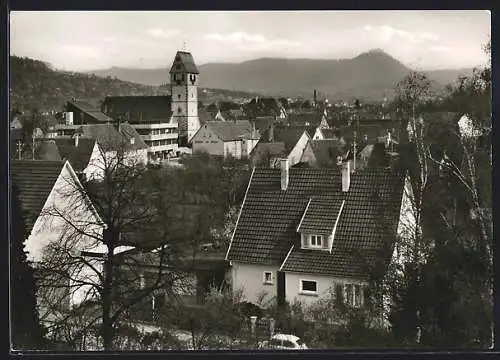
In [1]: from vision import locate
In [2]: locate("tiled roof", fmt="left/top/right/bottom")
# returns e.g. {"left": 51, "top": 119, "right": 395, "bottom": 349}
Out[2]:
{"left": 101, "top": 96, "right": 172, "bottom": 123}
{"left": 229, "top": 165, "right": 405, "bottom": 279}
{"left": 55, "top": 138, "right": 96, "bottom": 172}
{"left": 254, "top": 116, "right": 276, "bottom": 132}
{"left": 226, "top": 168, "right": 342, "bottom": 265}
{"left": 10, "top": 160, "right": 65, "bottom": 233}
{"left": 204, "top": 121, "right": 257, "bottom": 141}
{"left": 77, "top": 123, "right": 148, "bottom": 151}
{"left": 297, "top": 194, "right": 344, "bottom": 233}
{"left": 169, "top": 51, "right": 199, "bottom": 74}
{"left": 280, "top": 248, "right": 371, "bottom": 279}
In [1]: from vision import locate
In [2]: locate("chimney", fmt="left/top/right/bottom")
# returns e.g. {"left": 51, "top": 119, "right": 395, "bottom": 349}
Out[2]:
{"left": 342, "top": 160, "right": 351, "bottom": 192}
{"left": 280, "top": 158, "right": 289, "bottom": 191}
{"left": 74, "top": 133, "right": 79, "bottom": 147}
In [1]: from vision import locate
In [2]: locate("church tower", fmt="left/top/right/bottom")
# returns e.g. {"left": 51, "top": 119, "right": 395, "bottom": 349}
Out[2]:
{"left": 170, "top": 51, "right": 200, "bottom": 145}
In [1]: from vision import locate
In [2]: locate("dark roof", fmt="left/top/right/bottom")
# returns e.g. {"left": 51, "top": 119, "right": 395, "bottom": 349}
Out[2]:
{"left": 10, "top": 128, "right": 23, "bottom": 142}
{"left": 254, "top": 116, "right": 276, "bottom": 132}
{"left": 297, "top": 194, "right": 344, "bottom": 234}
{"left": 226, "top": 168, "right": 342, "bottom": 265}
{"left": 340, "top": 124, "right": 387, "bottom": 144}
{"left": 305, "top": 125, "right": 318, "bottom": 138}
{"left": 101, "top": 96, "right": 172, "bottom": 123}
{"left": 261, "top": 125, "right": 307, "bottom": 153}
{"left": 36, "top": 140, "right": 62, "bottom": 161}
{"left": 169, "top": 51, "right": 199, "bottom": 74}
{"left": 287, "top": 112, "right": 322, "bottom": 127}
{"left": 55, "top": 138, "right": 96, "bottom": 172}
{"left": 321, "top": 128, "right": 342, "bottom": 139}
{"left": 10, "top": 160, "right": 65, "bottom": 233}
{"left": 281, "top": 167, "right": 405, "bottom": 279}
{"left": 77, "top": 123, "right": 148, "bottom": 151}
{"left": 203, "top": 121, "right": 257, "bottom": 141}
{"left": 68, "top": 100, "right": 113, "bottom": 123}
{"left": 310, "top": 139, "right": 346, "bottom": 167}
{"left": 250, "top": 142, "right": 286, "bottom": 158}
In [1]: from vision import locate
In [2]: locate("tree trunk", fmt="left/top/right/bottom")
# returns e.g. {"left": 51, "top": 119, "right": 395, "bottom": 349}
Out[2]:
{"left": 102, "top": 240, "right": 115, "bottom": 351}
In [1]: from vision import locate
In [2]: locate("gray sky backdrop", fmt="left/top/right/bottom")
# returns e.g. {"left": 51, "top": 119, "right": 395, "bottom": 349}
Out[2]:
{"left": 10, "top": 10, "right": 490, "bottom": 71}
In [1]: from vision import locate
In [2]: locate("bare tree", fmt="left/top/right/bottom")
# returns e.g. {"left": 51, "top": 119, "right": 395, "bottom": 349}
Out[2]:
{"left": 36, "top": 131, "right": 194, "bottom": 350}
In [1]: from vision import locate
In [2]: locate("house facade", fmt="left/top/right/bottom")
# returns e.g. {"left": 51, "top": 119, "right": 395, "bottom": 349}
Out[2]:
{"left": 226, "top": 158, "right": 408, "bottom": 309}
{"left": 11, "top": 160, "right": 109, "bottom": 312}
{"left": 191, "top": 121, "right": 260, "bottom": 159}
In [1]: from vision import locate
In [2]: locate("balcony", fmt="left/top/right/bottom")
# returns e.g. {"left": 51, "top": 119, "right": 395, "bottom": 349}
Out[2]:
{"left": 141, "top": 133, "right": 178, "bottom": 141}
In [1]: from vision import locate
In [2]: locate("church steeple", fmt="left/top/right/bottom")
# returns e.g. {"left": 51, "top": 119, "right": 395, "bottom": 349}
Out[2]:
{"left": 170, "top": 51, "right": 200, "bottom": 146}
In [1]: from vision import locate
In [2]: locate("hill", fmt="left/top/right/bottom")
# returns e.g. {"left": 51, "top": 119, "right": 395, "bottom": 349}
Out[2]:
{"left": 87, "top": 49, "right": 474, "bottom": 102}
{"left": 10, "top": 56, "right": 160, "bottom": 112}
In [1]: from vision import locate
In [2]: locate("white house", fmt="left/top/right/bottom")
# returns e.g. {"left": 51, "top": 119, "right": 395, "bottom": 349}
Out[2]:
{"left": 11, "top": 160, "right": 133, "bottom": 315}
{"left": 55, "top": 123, "right": 148, "bottom": 181}
{"left": 225, "top": 158, "right": 409, "bottom": 310}
{"left": 191, "top": 120, "right": 260, "bottom": 159}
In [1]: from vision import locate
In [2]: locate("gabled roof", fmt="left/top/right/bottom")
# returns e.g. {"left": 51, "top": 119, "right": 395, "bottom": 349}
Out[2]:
{"left": 226, "top": 168, "right": 342, "bottom": 265}
{"left": 10, "top": 160, "right": 65, "bottom": 232}
{"left": 77, "top": 123, "right": 148, "bottom": 151}
{"left": 297, "top": 194, "right": 344, "bottom": 234}
{"left": 202, "top": 121, "right": 257, "bottom": 142}
{"left": 281, "top": 167, "right": 405, "bottom": 279}
{"left": 55, "top": 138, "right": 96, "bottom": 172}
{"left": 305, "top": 125, "right": 318, "bottom": 138}
{"left": 169, "top": 51, "right": 199, "bottom": 74}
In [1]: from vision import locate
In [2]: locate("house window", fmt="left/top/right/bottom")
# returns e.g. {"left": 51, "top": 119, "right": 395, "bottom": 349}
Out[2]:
{"left": 344, "top": 283, "right": 363, "bottom": 308}
{"left": 310, "top": 235, "right": 323, "bottom": 247}
{"left": 263, "top": 271, "right": 273, "bottom": 285}
{"left": 178, "top": 107, "right": 182, "bottom": 113}
{"left": 300, "top": 280, "right": 317, "bottom": 295}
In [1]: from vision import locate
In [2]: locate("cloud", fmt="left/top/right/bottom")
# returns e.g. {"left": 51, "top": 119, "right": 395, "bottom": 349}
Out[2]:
{"left": 428, "top": 45, "right": 454, "bottom": 52}
{"left": 364, "top": 25, "right": 440, "bottom": 43}
{"left": 145, "top": 28, "right": 180, "bottom": 39}
{"left": 204, "top": 31, "right": 300, "bottom": 52}
{"left": 100, "top": 36, "right": 116, "bottom": 43}
{"left": 58, "top": 45, "right": 100, "bottom": 58}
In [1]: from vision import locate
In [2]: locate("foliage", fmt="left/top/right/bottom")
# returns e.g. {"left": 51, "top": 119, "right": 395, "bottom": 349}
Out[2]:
{"left": 10, "top": 56, "right": 157, "bottom": 113}
{"left": 10, "top": 184, "right": 48, "bottom": 350}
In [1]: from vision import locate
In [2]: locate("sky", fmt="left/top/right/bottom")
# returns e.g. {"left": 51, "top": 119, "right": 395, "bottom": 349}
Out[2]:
{"left": 10, "top": 10, "right": 490, "bottom": 71}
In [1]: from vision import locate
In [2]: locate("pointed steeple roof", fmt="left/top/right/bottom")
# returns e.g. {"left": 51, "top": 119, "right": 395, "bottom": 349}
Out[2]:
{"left": 169, "top": 51, "right": 199, "bottom": 74}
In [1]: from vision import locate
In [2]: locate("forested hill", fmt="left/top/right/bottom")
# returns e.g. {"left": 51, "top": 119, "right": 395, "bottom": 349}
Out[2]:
{"left": 10, "top": 56, "right": 159, "bottom": 113}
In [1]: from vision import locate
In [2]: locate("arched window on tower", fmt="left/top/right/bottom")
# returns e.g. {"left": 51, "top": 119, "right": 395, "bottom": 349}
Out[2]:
{"left": 178, "top": 107, "right": 182, "bottom": 114}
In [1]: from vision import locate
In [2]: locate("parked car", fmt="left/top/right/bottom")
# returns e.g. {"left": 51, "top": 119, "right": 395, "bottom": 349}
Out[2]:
{"left": 258, "top": 333, "right": 308, "bottom": 350}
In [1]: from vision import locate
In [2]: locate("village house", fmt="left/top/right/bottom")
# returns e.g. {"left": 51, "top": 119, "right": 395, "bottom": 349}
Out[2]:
{"left": 252, "top": 124, "right": 310, "bottom": 168}
{"left": 101, "top": 95, "right": 179, "bottom": 161}
{"left": 225, "top": 157, "right": 411, "bottom": 312}
{"left": 191, "top": 120, "right": 260, "bottom": 159}
{"left": 10, "top": 160, "right": 133, "bottom": 319}
{"left": 54, "top": 123, "right": 148, "bottom": 181}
